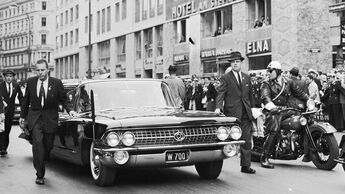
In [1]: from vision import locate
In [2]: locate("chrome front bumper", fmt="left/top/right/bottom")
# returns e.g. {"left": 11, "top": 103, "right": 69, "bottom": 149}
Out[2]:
{"left": 94, "top": 140, "right": 245, "bottom": 167}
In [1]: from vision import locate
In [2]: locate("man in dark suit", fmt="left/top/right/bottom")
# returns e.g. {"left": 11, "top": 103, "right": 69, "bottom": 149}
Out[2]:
{"left": 20, "top": 59, "right": 72, "bottom": 185}
{"left": 0, "top": 70, "right": 23, "bottom": 156}
{"left": 215, "top": 51, "right": 256, "bottom": 174}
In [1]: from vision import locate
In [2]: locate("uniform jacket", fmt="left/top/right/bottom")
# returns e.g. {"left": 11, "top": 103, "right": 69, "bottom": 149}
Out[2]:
{"left": 20, "top": 76, "right": 69, "bottom": 133}
{"left": 0, "top": 81, "right": 23, "bottom": 116}
{"left": 290, "top": 76, "right": 308, "bottom": 109}
{"left": 322, "top": 81, "right": 340, "bottom": 105}
{"left": 216, "top": 71, "right": 255, "bottom": 120}
{"left": 251, "top": 81, "right": 261, "bottom": 107}
{"left": 261, "top": 77, "right": 309, "bottom": 109}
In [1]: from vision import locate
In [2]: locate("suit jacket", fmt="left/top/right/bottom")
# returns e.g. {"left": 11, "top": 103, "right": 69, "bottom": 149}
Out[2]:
{"left": 216, "top": 71, "right": 255, "bottom": 120}
{"left": 0, "top": 81, "right": 23, "bottom": 116}
{"left": 20, "top": 76, "right": 69, "bottom": 133}
{"left": 206, "top": 83, "right": 217, "bottom": 102}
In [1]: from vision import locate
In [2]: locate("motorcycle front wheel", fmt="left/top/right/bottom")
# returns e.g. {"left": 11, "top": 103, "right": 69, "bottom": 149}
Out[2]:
{"left": 310, "top": 132, "right": 339, "bottom": 170}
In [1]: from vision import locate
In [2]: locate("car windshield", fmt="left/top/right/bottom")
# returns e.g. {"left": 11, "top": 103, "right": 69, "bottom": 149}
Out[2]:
{"left": 80, "top": 80, "right": 174, "bottom": 111}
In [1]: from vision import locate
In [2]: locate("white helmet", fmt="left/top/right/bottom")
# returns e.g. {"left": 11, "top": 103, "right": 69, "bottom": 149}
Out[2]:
{"left": 267, "top": 61, "right": 282, "bottom": 70}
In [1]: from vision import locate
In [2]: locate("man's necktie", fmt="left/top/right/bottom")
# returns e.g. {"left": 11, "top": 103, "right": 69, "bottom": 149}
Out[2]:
{"left": 237, "top": 71, "right": 242, "bottom": 86}
{"left": 39, "top": 82, "right": 45, "bottom": 107}
{"left": 7, "top": 83, "right": 11, "bottom": 97}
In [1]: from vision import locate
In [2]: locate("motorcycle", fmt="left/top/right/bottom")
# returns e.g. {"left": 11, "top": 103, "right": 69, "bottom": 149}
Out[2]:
{"left": 252, "top": 100, "right": 339, "bottom": 170}
{"left": 334, "top": 135, "right": 345, "bottom": 171}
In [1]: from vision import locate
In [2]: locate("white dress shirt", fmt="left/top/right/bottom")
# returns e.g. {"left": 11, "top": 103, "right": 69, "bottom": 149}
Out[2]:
{"left": 6, "top": 82, "right": 13, "bottom": 97}
{"left": 232, "top": 70, "right": 242, "bottom": 84}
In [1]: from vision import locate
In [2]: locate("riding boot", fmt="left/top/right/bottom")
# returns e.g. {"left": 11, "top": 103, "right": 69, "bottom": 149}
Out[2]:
{"left": 260, "top": 153, "right": 274, "bottom": 169}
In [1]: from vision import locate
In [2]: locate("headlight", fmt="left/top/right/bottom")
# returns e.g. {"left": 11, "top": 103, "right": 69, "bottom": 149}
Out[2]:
{"left": 229, "top": 126, "right": 242, "bottom": 140}
{"left": 106, "top": 132, "right": 120, "bottom": 147}
{"left": 216, "top": 126, "right": 230, "bottom": 141}
{"left": 113, "top": 151, "right": 129, "bottom": 165}
{"left": 300, "top": 116, "right": 307, "bottom": 126}
{"left": 306, "top": 99, "right": 315, "bottom": 111}
{"left": 122, "top": 132, "right": 136, "bottom": 146}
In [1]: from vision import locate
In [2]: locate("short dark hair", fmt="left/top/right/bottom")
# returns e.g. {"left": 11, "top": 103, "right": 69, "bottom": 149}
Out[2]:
{"left": 36, "top": 59, "right": 49, "bottom": 69}
{"left": 307, "top": 74, "right": 314, "bottom": 80}
{"left": 168, "top": 65, "right": 177, "bottom": 74}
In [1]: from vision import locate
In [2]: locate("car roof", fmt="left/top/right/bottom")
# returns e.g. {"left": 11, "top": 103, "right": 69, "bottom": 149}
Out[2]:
{"left": 63, "top": 78, "right": 162, "bottom": 87}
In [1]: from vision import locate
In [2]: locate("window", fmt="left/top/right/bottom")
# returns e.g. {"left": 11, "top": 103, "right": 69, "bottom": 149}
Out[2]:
{"left": 85, "top": 16, "right": 88, "bottom": 33}
{"left": 107, "top": 6, "right": 111, "bottom": 31}
{"left": 101, "top": 9, "right": 105, "bottom": 33}
{"left": 76, "top": 5, "right": 79, "bottom": 19}
{"left": 97, "top": 11, "right": 100, "bottom": 34}
{"left": 144, "top": 28, "right": 152, "bottom": 58}
{"left": 65, "top": 33, "right": 68, "bottom": 47}
{"left": 122, "top": 0, "right": 127, "bottom": 19}
{"left": 157, "top": 0, "right": 163, "bottom": 15}
{"left": 90, "top": 14, "right": 93, "bottom": 32}
{"left": 135, "top": 0, "right": 140, "bottom": 22}
{"left": 41, "top": 34, "right": 46, "bottom": 45}
{"left": 41, "top": 17, "right": 46, "bottom": 26}
{"left": 248, "top": 0, "right": 271, "bottom": 29}
{"left": 42, "top": 1, "right": 46, "bottom": 10}
{"left": 98, "top": 40, "right": 110, "bottom": 69}
{"left": 60, "top": 13, "right": 63, "bottom": 27}
{"left": 135, "top": 32, "right": 141, "bottom": 60}
{"left": 142, "top": 0, "right": 148, "bottom": 20}
{"left": 149, "top": 0, "right": 155, "bottom": 18}
{"left": 156, "top": 26, "right": 163, "bottom": 56}
{"left": 65, "top": 10, "right": 68, "bottom": 24}
{"left": 115, "top": 3, "right": 120, "bottom": 22}
{"left": 70, "top": 31, "right": 73, "bottom": 45}
{"left": 70, "top": 8, "right": 73, "bottom": 22}
{"left": 75, "top": 28, "right": 79, "bottom": 43}
{"left": 56, "top": 15, "right": 59, "bottom": 29}
{"left": 175, "top": 20, "right": 186, "bottom": 43}
{"left": 202, "top": 6, "right": 232, "bottom": 37}
{"left": 56, "top": 37, "right": 59, "bottom": 50}
{"left": 117, "top": 36, "right": 126, "bottom": 63}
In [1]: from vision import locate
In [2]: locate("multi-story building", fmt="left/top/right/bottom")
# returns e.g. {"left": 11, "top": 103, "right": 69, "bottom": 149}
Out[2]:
{"left": 55, "top": 0, "right": 79, "bottom": 79}
{"left": 0, "top": 0, "right": 56, "bottom": 80}
{"left": 76, "top": 0, "right": 332, "bottom": 80}
{"left": 330, "top": 0, "right": 345, "bottom": 68}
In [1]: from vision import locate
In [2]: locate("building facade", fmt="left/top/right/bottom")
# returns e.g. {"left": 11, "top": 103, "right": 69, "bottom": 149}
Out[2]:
{"left": 55, "top": 0, "right": 79, "bottom": 79}
{"left": 0, "top": 0, "right": 56, "bottom": 80}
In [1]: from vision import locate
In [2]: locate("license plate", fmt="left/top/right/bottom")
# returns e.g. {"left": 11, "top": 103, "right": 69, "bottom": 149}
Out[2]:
{"left": 165, "top": 150, "right": 190, "bottom": 162}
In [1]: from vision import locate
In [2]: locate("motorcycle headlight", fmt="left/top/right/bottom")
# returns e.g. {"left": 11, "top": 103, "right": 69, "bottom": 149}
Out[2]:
{"left": 122, "top": 132, "right": 136, "bottom": 146}
{"left": 106, "top": 132, "right": 120, "bottom": 147}
{"left": 306, "top": 99, "right": 315, "bottom": 111}
{"left": 216, "top": 126, "right": 230, "bottom": 141}
{"left": 300, "top": 116, "right": 307, "bottom": 126}
{"left": 229, "top": 126, "right": 242, "bottom": 140}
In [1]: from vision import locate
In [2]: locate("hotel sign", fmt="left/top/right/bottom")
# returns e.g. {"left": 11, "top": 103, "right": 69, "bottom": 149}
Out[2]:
{"left": 166, "top": 0, "right": 238, "bottom": 20}
{"left": 246, "top": 39, "right": 271, "bottom": 55}
{"left": 330, "top": 3, "right": 345, "bottom": 12}
{"left": 200, "top": 48, "right": 233, "bottom": 58}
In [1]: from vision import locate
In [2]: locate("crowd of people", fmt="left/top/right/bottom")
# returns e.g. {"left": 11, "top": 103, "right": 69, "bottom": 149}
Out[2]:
{"left": 165, "top": 65, "right": 345, "bottom": 133}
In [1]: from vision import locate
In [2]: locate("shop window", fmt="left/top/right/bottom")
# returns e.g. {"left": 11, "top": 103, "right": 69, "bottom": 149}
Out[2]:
{"left": 144, "top": 28, "right": 153, "bottom": 58}
{"left": 203, "top": 61, "right": 218, "bottom": 74}
{"left": 98, "top": 40, "right": 110, "bottom": 69}
{"left": 117, "top": 36, "right": 126, "bottom": 63}
{"left": 175, "top": 20, "right": 187, "bottom": 43}
{"left": 202, "top": 6, "right": 232, "bottom": 37}
{"left": 248, "top": 0, "right": 271, "bottom": 29}
{"left": 175, "top": 64, "right": 189, "bottom": 76}
{"left": 135, "top": 32, "right": 141, "bottom": 60}
{"left": 248, "top": 55, "right": 271, "bottom": 70}
{"left": 156, "top": 25, "right": 163, "bottom": 57}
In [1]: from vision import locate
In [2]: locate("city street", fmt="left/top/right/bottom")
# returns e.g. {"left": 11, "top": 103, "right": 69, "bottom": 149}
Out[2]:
{"left": 0, "top": 125, "right": 344, "bottom": 194}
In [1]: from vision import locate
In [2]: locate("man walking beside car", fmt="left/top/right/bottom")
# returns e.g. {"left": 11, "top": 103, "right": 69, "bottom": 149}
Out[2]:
{"left": 19, "top": 59, "right": 72, "bottom": 185}
{"left": 0, "top": 70, "right": 23, "bottom": 156}
{"left": 215, "top": 51, "right": 256, "bottom": 174}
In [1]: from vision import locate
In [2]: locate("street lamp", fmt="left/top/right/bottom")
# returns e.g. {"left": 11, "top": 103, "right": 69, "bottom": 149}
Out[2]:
{"left": 87, "top": 0, "right": 92, "bottom": 79}
{"left": 9, "top": 3, "right": 31, "bottom": 79}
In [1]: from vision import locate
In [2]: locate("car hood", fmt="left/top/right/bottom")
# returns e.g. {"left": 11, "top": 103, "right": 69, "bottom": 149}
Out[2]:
{"left": 93, "top": 107, "right": 238, "bottom": 129}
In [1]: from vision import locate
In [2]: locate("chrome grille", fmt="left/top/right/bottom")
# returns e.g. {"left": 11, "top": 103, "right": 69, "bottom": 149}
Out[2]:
{"left": 131, "top": 126, "right": 219, "bottom": 146}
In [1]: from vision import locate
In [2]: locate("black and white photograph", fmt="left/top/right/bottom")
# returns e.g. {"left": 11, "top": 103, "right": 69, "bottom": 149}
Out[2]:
{"left": 0, "top": 0, "right": 345, "bottom": 193}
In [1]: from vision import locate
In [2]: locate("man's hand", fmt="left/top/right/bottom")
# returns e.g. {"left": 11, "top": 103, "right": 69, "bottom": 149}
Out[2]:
{"left": 215, "top": 108, "right": 221, "bottom": 114}
{"left": 19, "top": 118, "right": 26, "bottom": 130}
{"left": 3, "top": 101, "right": 7, "bottom": 108}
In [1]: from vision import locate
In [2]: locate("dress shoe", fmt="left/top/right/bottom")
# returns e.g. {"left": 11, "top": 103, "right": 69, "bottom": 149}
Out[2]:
{"left": 260, "top": 155, "right": 274, "bottom": 169}
{"left": 241, "top": 166, "right": 256, "bottom": 174}
{"left": 302, "top": 154, "right": 311, "bottom": 162}
{"left": 35, "top": 177, "right": 44, "bottom": 185}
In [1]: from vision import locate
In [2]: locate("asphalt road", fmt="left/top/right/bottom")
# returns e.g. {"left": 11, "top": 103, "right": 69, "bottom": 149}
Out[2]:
{"left": 0, "top": 125, "right": 344, "bottom": 194}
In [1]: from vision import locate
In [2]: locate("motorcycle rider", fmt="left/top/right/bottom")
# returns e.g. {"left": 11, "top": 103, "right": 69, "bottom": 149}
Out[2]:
{"left": 260, "top": 61, "right": 309, "bottom": 168}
